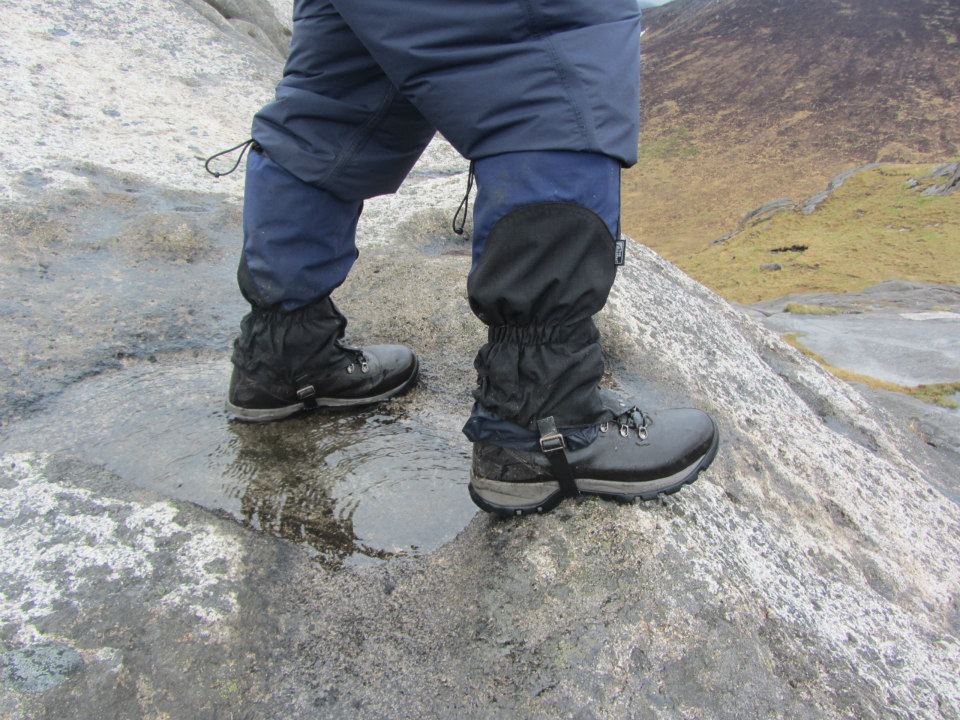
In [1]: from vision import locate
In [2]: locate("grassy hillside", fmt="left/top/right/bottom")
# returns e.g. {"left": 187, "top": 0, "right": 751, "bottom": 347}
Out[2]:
{"left": 625, "top": 0, "right": 960, "bottom": 262}
{"left": 622, "top": 128, "right": 846, "bottom": 258}
{"left": 678, "top": 163, "right": 960, "bottom": 303}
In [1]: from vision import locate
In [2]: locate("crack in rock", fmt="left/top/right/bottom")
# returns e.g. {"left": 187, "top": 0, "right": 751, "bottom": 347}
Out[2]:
{"left": 182, "top": 0, "right": 292, "bottom": 58}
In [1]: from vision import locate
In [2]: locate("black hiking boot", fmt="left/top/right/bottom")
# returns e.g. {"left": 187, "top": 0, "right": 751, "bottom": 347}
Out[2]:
{"left": 226, "top": 296, "right": 418, "bottom": 422}
{"left": 469, "top": 400, "right": 719, "bottom": 515}
{"left": 463, "top": 201, "right": 720, "bottom": 514}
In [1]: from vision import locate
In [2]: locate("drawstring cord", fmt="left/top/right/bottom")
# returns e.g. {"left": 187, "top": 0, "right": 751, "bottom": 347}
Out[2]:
{"left": 204, "top": 138, "right": 260, "bottom": 178}
{"left": 208, "top": 143, "right": 474, "bottom": 243}
{"left": 452, "top": 161, "right": 475, "bottom": 235}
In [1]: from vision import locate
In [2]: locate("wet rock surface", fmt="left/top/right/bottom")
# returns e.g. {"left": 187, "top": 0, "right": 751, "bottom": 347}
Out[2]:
{"left": 751, "top": 282, "right": 960, "bottom": 387}
{"left": 749, "top": 282, "right": 960, "bottom": 480}
{"left": 0, "top": 165, "right": 244, "bottom": 424}
{"left": 0, "top": 148, "right": 482, "bottom": 565}
{"left": 2, "top": 1, "right": 960, "bottom": 718}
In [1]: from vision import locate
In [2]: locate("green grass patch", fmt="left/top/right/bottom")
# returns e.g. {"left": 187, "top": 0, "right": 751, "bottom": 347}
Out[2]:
{"left": 783, "top": 332, "right": 960, "bottom": 408}
{"left": 783, "top": 302, "right": 846, "bottom": 315}
{"left": 637, "top": 128, "right": 700, "bottom": 162}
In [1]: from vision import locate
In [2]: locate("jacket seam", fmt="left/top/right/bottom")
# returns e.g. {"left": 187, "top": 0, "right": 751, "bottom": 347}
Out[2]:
{"left": 319, "top": 82, "right": 400, "bottom": 190}
{"left": 517, "top": 0, "right": 592, "bottom": 150}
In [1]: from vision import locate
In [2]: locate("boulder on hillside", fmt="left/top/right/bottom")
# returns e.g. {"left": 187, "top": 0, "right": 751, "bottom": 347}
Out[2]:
{"left": 920, "top": 162, "right": 960, "bottom": 196}
{"left": 711, "top": 198, "right": 796, "bottom": 245}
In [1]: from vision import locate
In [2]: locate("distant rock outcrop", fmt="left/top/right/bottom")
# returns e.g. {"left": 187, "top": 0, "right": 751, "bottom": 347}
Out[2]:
{"left": 712, "top": 197, "right": 796, "bottom": 244}
{"left": 920, "top": 162, "right": 960, "bottom": 197}
{"left": 712, "top": 161, "right": 911, "bottom": 245}
{"left": 800, "top": 163, "right": 882, "bottom": 214}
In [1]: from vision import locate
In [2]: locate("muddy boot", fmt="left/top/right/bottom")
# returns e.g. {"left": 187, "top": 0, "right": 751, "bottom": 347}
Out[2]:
{"left": 226, "top": 296, "right": 418, "bottom": 422}
{"left": 463, "top": 198, "right": 719, "bottom": 514}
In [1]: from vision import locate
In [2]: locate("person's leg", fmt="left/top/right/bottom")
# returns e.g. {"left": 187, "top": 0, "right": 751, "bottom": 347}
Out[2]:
{"left": 465, "top": 151, "right": 622, "bottom": 430}
{"left": 324, "top": 0, "right": 638, "bottom": 416}
{"left": 227, "top": 0, "right": 435, "bottom": 421}
{"left": 330, "top": 0, "right": 718, "bottom": 511}
{"left": 329, "top": 0, "right": 640, "bottom": 165}
{"left": 463, "top": 153, "right": 717, "bottom": 513}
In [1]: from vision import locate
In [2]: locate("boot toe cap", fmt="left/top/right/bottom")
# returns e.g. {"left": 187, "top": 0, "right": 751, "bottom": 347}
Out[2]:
{"left": 362, "top": 344, "right": 419, "bottom": 395}
{"left": 652, "top": 408, "right": 718, "bottom": 465}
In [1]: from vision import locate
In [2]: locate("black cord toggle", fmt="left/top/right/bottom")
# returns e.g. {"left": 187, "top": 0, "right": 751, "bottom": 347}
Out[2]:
{"left": 452, "top": 160, "right": 476, "bottom": 235}
{"left": 204, "top": 138, "right": 261, "bottom": 178}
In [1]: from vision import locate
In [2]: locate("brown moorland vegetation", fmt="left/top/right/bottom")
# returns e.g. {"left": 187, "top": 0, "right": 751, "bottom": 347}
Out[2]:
{"left": 625, "top": 0, "right": 960, "bottom": 259}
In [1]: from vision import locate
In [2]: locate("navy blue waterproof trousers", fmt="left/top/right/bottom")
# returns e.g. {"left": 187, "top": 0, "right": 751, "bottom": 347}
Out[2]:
{"left": 242, "top": 0, "right": 640, "bottom": 310}
{"left": 253, "top": 0, "right": 640, "bottom": 200}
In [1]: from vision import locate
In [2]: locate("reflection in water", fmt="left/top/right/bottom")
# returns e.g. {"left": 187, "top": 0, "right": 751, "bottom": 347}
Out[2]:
{"left": 227, "top": 411, "right": 475, "bottom": 567}
{"left": 0, "top": 356, "right": 476, "bottom": 567}
{"left": 230, "top": 418, "right": 361, "bottom": 565}
{"left": 226, "top": 413, "right": 427, "bottom": 567}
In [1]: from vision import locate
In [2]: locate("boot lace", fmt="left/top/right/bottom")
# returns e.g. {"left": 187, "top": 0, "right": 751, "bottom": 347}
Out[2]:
{"left": 599, "top": 406, "right": 649, "bottom": 440}
{"left": 338, "top": 343, "right": 369, "bottom": 374}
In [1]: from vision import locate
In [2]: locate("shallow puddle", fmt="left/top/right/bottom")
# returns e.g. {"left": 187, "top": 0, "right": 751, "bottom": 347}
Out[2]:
{"left": 0, "top": 353, "right": 477, "bottom": 567}
{"left": 0, "top": 166, "right": 478, "bottom": 566}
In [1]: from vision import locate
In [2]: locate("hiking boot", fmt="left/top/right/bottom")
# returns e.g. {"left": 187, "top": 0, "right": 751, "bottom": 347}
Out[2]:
{"left": 227, "top": 344, "right": 418, "bottom": 422}
{"left": 461, "top": 162, "right": 721, "bottom": 515}
{"left": 226, "top": 296, "right": 418, "bottom": 422}
{"left": 468, "top": 402, "right": 719, "bottom": 515}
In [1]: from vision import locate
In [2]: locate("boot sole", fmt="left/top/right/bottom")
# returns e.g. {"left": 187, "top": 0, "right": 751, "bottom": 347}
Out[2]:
{"left": 469, "top": 427, "right": 720, "bottom": 516}
{"left": 225, "top": 359, "right": 419, "bottom": 423}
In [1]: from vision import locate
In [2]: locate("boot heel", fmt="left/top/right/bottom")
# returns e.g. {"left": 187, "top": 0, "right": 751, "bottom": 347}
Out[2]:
{"left": 468, "top": 474, "right": 564, "bottom": 516}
